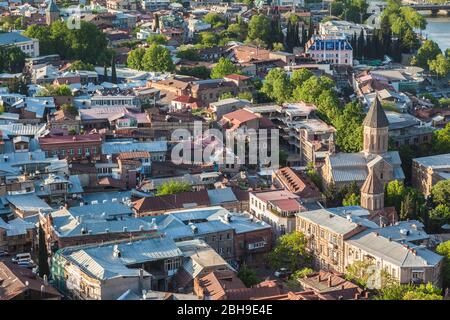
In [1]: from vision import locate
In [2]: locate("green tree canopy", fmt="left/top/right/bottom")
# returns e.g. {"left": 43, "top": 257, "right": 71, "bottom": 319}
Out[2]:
{"left": 260, "top": 68, "right": 293, "bottom": 104}
{"left": 431, "top": 180, "right": 450, "bottom": 207}
{"left": 36, "top": 84, "right": 72, "bottom": 97}
{"left": 210, "top": 57, "right": 239, "bottom": 79}
{"left": 146, "top": 34, "right": 167, "bottom": 46}
{"left": 436, "top": 240, "right": 450, "bottom": 288}
{"left": 433, "top": 123, "right": 450, "bottom": 154}
{"left": 414, "top": 40, "right": 442, "bottom": 69}
{"left": 429, "top": 54, "right": 450, "bottom": 78}
{"left": 247, "top": 14, "right": 271, "bottom": 45}
{"left": 203, "top": 12, "right": 225, "bottom": 28}
{"left": 68, "top": 60, "right": 95, "bottom": 71}
{"left": 127, "top": 47, "right": 146, "bottom": 70}
{"left": 237, "top": 264, "right": 260, "bottom": 287}
{"left": 376, "top": 283, "right": 442, "bottom": 300}
{"left": 268, "top": 231, "right": 311, "bottom": 271}
{"left": 0, "top": 46, "right": 27, "bottom": 73}
{"left": 24, "top": 21, "right": 109, "bottom": 65}
{"left": 142, "top": 44, "right": 175, "bottom": 72}
{"left": 156, "top": 180, "right": 192, "bottom": 196}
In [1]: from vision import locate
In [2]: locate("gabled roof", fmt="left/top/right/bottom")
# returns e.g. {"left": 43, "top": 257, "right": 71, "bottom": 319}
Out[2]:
{"left": 363, "top": 96, "right": 389, "bottom": 128}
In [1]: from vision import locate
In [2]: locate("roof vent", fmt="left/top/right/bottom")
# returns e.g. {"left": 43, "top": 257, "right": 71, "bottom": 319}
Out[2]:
{"left": 113, "top": 244, "right": 121, "bottom": 258}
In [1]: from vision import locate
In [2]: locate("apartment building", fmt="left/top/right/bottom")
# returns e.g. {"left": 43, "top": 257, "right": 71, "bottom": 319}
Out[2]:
{"left": 296, "top": 209, "right": 367, "bottom": 272}
{"left": 250, "top": 190, "right": 306, "bottom": 237}
{"left": 0, "top": 32, "right": 40, "bottom": 58}
{"left": 411, "top": 153, "right": 450, "bottom": 197}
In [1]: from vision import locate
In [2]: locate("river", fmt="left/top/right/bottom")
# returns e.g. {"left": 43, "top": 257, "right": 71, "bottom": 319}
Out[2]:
{"left": 422, "top": 16, "right": 450, "bottom": 51}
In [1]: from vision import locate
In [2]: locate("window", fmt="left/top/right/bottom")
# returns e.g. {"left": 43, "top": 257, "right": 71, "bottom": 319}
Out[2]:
{"left": 77, "top": 148, "right": 82, "bottom": 155}
{"left": 165, "top": 258, "right": 181, "bottom": 271}
{"left": 69, "top": 149, "right": 74, "bottom": 155}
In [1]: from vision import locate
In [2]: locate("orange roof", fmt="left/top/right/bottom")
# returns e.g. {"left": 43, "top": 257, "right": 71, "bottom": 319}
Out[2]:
{"left": 222, "top": 109, "right": 259, "bottom": 125}
{"left": 224, "top": 74, "right": 250, "bottom": 81}
{"left": 117, "top": 151, "right": 151, "bottom": 160}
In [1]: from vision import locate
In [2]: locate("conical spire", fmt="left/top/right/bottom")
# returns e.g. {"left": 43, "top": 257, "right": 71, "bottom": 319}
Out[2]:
{"left": 362, "top": 96, "right": 389, "bottom": 128}
{"left": 361, "top": 170, "right": 384, "bottom": 195}
{"left": 47, "top": 0, "right": 59, "bottom": 13}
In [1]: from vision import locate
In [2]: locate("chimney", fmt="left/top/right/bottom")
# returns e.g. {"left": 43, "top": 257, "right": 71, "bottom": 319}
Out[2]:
{"left": 354, "top": 293, "right": 360, "bottom": 300}
{"left": 364, "top": 291, "right": 369, "bottom": 299}
{"left": 138, "top": 268, "right": 144, "bottom": 293}
{"left": 327, "top": 275, "right": 332, "bottom": 287}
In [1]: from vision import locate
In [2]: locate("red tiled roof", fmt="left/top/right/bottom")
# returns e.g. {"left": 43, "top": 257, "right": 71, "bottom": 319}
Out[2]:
{"left": 224, "top": 74, "right": 250, "bottom": 81}
{"left": 274, "top": 167, "right": 321, "bottom": 199}
{"left": 0, "top": 261, "right": 62, "bottom": 300}
{"left": 172, "top": 95, "right": 197, "bottom": 104}
{"left": 222, "top": 109, "right": 259, "bottom": 125}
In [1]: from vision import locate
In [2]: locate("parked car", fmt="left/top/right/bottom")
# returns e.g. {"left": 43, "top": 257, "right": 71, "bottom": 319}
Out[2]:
{"left": 12, "top": 253, "right": 32, "bottom": 263}
{"left": 17, "top": 259, "right": 35, "bottom": 269}
{"left": 0, "top": 250, "right": 9, "bottom": 257}
{"left": 274, "top": 268, "right": 292, "bottom": 279}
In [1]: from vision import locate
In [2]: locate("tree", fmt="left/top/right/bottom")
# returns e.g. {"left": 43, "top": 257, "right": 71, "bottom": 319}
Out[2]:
{"left": 429, "top": 204, "right": 450, "bottom": 221}
{"left": 431, "top": 180, "right": 450, "bottom": 207}
{"left": 237, "top": 264, "right": 260, "bottom": 287}
{"left": 385, "top": 180, "right": 406, "bottom": 213}
{"left": 36, "top": 84, "right": 72, "bottom": 97}
{"left": 429, "top": 54, "right": 450, "bottom": 78}
{"left": 146, "top": 34, "right": 167, "bottom": 46}
{"left": 246, "top": 14, "right": 271, "bottom": 45}
{"left": 0, "top": 46, "right": 27, "bottom": 73}
{"left": 285, "top": 267, "right": 314, "bottom": 290}
{"left": 156, "top": 180, "right": 192, "bottom": 196}
{"left": 141, "top": 44, "right": 175, "bottom": 73}
{"left": 268, "top": 231, "right": 311, "bottom": 271}
{"left": 61, "top": 103, "right": 78, "bottom": 116}
{"left": 376, "top": 283, "right": 442, "bottom": 300}
{"left": 23, "top": 25, "right": 54, "bottom": 55}
{"left": 68, "top": 60, "right": 94, "bottom": 71}
{"left": 306, "top": 162, "right": 323, "bottom": 191}
{"left": 272, "top": 42, "right": 284, "bottom": 51}
{"left": 38, "top": 223, "right": 50, "bottom": 278}
{"left": 290, "top": 68, "right": 313, "bottom": 88}
{"left": 433, "top": 123, "right": 450, "bottom": 154}
{"left": 333, "top": 102, "right": 364, "bottom": 152}
{"left": 436, "top": 240, "right": 450, "bottom": 289}
{"left": 127, "top": 48, "right": 146, "bottom": 70}
{"left": 292, "top": 76, "right": 335, "bottom": 104}
{"left": 210, "top": 58, "right": 239, "bottom": 79}
{"left": 414, "top": 40, "right": 441, "bottom": 69}
{"left": 178, "top": 66, "right": 210, "bottom": 79}
{"left": 23, "top": 21, "right": 109, "bottom": 65}
{"left": 197, "top": 32, "right": 219, "bottom": 47}
{"left": 238, "top": 91, "right": 253, "bottom": 101}
{"left": 111, "top": 55, "right": 117, "bottom": 84}
{"left": 343, "top": 193, "right": 360, "bottom": 206}
{"left": 176, "top": 47, "right": 201, "bottom": 61}
{"left": 203, "top": 12, "right": 225, "bottom": 28}
{"left": 260, "top": 68, "right": 293, "bottom": 104}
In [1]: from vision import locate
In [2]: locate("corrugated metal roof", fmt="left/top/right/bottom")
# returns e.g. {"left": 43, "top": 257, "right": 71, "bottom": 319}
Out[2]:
{"left": 64, "top": 237, "right": 182, "bottom": 280}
